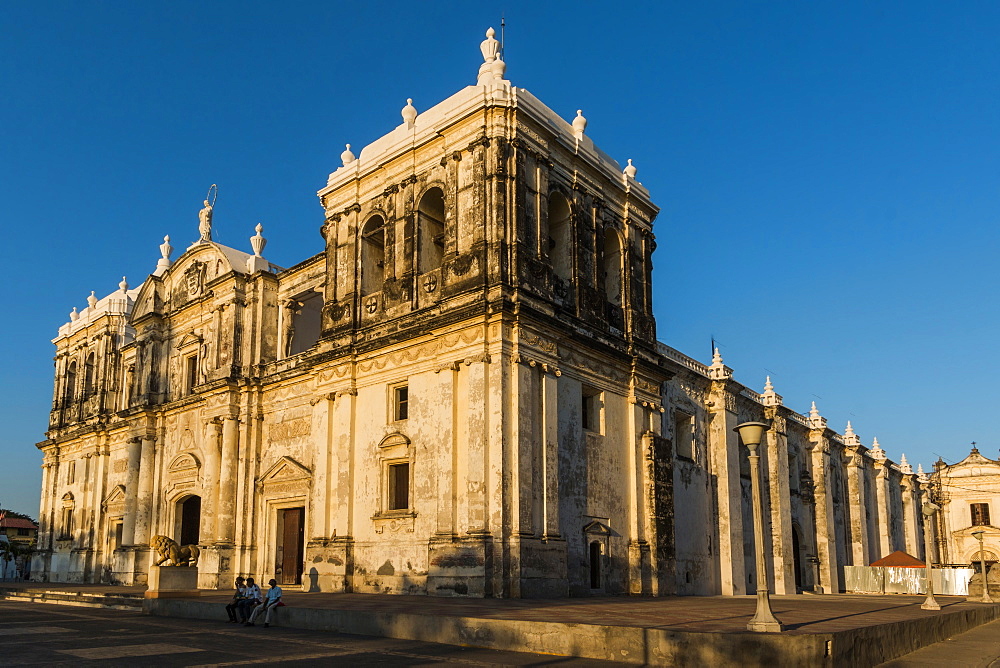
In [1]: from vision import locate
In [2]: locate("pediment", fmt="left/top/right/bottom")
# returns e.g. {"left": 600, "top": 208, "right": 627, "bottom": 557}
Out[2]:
{"left": 175, "top": 330, "right": 203, "bottom": 350}
{"left": 378, "top": 432, "right": 411, "bottom": 449}
{"left": 103, "top": 484, "right": 126, "bottom": 505}
{"left": 168, "top": 452, "right": 201, "bottom": 474}
{"left": 258, "top": 456, "right": 311, "bottom": 484}
{"left": 131, "top": 277, "right": 165, "bottom": 321}
{"left": 583, "top": 520, "right": 612, "bottom": 535}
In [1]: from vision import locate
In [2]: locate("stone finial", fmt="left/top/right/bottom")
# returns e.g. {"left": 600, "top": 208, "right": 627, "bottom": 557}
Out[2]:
{"left": 870, "top": 437, "right": 886, "bottom": 460}
{"left": 480, "top": 27, "right": 499, "bottom": 63}
{"left": 917, "top": 463, "right": 928, "bottom": 482}
{"left": 761, "top": 376, "right": 782, "bottom": 407}
{"left": 119, "top": 276, "right": 129, "bottom": 293}
{"left": 87, "top": 291, "right": 98, "bottom": 308}
{"left": 843, "top": 421, "right": 861, "bottom": 446}
{"left": 572, "top": 110, "right": 587, "bottom": 140}
{"left": 624, "top": 159, "right": 637, "bottom": 179}
{"left": 707, "top": 347, "right": 732, "bottom": 380}
{"left": 341, "top": 143, "right": 356, "bottom": 166}
{"left": 155, "top": 235, "right": 173, "bottom": 276}
{"left": 491, "top": 54, "right": 507, "bottom": 80}
{"left": 69, "top": 307, "right": 79, "bottom": 322}
{"left": 401, "top": 99, "right": 417, "bottom": 128}
{"left": 246, "top": 224, "right": 269, "bottom": 273}
{"left": 808, "top": 401, "right": 827, "bottom": 430}
{"left": 251, "top": 223, "right": 266, "bottom": 257}
{"left": 900, "top": 453, "right": 913, "bottom": 474}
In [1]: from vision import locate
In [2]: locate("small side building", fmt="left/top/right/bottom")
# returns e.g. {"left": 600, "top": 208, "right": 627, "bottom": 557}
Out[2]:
{"left": 931, "top": 446, "right": 1000, "bottom": 574}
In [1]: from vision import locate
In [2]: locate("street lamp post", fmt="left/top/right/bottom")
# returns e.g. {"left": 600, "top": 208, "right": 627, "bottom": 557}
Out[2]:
{"left": 734, "top": 421, "right": 784, "bottom": 632}
{"left": 970, "top": 530, "right": 993, "bottom": 604}
{"left": 921, "top": 501, "right": 941, "bottom": 611}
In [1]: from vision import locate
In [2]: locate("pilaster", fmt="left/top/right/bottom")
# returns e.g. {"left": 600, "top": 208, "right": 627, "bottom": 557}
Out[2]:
{"left": 845, "top": 446, "right": 871, "bottom": 566}
{"left": 764, "top": 408, "right": 795, "bottom": 594}
{"left": 121, "top": 437, "right": 141, "bottom": 546}
{"left": 708, "top": 380, "right": 745, "bottom": 595}
{"left": 807, "top": 431, "right": 839, "bottom": 594}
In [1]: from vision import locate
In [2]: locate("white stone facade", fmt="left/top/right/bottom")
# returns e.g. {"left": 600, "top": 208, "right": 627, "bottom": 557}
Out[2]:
{"left": 929, "top": 447, "right": 1000, "bottom": 572}
{"left": 33, "top": 29, "right": 928, "bottom": 597}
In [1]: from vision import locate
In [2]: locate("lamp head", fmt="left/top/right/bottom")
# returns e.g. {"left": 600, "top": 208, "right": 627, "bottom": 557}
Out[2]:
{"left": 922, "top": 501, "right": 941, "bottom": 517}
{"left": 972, "top": 530, "right": 985, "bottom": 539}
{"left": 734, "top": 421, "right": 770, "bottom": 448}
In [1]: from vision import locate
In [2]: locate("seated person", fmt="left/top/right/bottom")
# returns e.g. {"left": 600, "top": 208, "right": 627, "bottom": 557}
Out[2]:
{"left": 238, "top": 577, "right": 262, "bottom": 623}
{"left": 225, "top": 576, "right": 246, "bottom": 622}
{"left": 246, "top": 578, "right": 283, "bottom": 628}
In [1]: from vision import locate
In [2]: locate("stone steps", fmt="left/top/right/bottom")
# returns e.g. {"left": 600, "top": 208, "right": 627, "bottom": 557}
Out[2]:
{"left": 0, "top": 587, "right": 144, "bottom": 611}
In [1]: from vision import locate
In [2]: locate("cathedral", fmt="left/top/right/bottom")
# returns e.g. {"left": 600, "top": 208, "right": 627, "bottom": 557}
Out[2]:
{"left": 33, "top": 29, "right": 932, "bottom": 598}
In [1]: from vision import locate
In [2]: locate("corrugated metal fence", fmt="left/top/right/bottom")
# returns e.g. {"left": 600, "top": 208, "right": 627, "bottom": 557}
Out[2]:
{"left": 844, "top": 566, "right": 973, "bottom": 595}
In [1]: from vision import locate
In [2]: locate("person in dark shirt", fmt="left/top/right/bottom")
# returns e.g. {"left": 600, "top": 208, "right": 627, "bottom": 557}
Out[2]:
{"left": 225, "top": 576, "right": 245, "bottom": 622}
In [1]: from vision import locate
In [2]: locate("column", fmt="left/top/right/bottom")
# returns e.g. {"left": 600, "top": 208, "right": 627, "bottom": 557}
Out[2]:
{"left": 808, "top": 435, "right": 839, "bottom": 594}
{"left": 708, "top": 382, "right": 745, "bottom": 595}
{"left": 201, "top": 420, "right": 222, "bottom": 543}
{"left": 845, "top": 447, "right": 871, "bottom": 567}
{"left": 625, "top": 396, "right": 649, "bottom": 594}
{"left": 332, "top": 389, "right": 357, "bottom": 538}
{"left": 901, "top": 478, "right": 921, "bottom": 557}
{"left": 122, "top": 438, "right": 141, "bottom": 546}
{"left": 540, "top": 368, "right": 560, "bottom": 537}
{"left": 765, "top": 411, "right": 795, "bottom": 595}
{"left": 133, "top": 435, "right": 156, "bottom": 545}
{"left": 308, "top": 397, "right": 333, "bottom": 541}
{"left": 434, "top": 364, "right": 457, "bottom": 536}
{"left": 38, "top": 463, "right": 52, "bottom": 549}
{"left": 464, "top": 356, "right": 489, "bottom": 533}
{"left": 873, "top": 462, "right": 892, "bottom": 560}
{"left": 216, "top": 416, "right": 239, "bottom": 543}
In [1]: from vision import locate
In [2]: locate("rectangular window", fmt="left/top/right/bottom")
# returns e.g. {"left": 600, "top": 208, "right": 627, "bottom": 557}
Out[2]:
{"left": 393, "top": 385, "right": 409, "bottom": 421}
{"left": 582, "top": 387, "right": 602, "bottom": 433}
{"left": 17, "top": 528, "right": 29, "bottom": 536}
{"left": 674, "top": 411, "right": 695, "bottom": 460}
{"left": 185, "top": 355, "right": 199, "bottom": 395}
{"left": 66, "top": 460, "right": 76, "bottom": 485}
{"left": 113, "top": 522, "right": 123, "bottom": 550}
{"left": 388, "top": 462, "right": 410, "bottom": 511}
{"left": 61, "top": 508, "right": 73, "bottom": 539}
{"left": 971, "top": 503, "right": 991, "bottom": 526}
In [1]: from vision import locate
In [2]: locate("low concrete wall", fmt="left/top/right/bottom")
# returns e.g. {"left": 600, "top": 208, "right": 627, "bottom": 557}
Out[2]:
{"left": 144, "top": 597, "right": 830, "bottom": 666}
{"left": 832, "top": 603, "right": 1000, "bottom": 666}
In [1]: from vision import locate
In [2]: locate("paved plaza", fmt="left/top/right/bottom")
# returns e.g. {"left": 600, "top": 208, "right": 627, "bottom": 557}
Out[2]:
{"left": 0, "top": 599, "right": 616, "bottom": 666}
{"left": 4, "top": 583, "right": 1000, "bottom": 665}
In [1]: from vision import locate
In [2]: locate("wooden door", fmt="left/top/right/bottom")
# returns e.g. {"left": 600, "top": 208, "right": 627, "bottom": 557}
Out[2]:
{"left": 276, "top": 507, "right": 304, "bottom": 585}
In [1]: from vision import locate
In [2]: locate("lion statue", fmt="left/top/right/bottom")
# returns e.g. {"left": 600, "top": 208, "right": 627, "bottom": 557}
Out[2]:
{"left": 151, "top": 534, "right": 200, "bottom": 567}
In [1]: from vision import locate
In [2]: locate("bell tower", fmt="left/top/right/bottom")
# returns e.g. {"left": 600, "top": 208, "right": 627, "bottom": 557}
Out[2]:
{"left": 313, "top": 29, "right": 671, "bottom": 598}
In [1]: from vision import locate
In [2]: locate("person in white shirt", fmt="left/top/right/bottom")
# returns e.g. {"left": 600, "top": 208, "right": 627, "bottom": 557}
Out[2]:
{"left": 238, "top": 578, "right": 262, "bottom": 623}
{"left": 246, "top": 578, "right": 282, "bottom": 627}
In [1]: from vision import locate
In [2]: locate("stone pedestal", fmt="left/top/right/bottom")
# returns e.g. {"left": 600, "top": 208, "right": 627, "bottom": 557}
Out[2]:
{"left": 145, "top": 565, "right": 200, "bottom": 598}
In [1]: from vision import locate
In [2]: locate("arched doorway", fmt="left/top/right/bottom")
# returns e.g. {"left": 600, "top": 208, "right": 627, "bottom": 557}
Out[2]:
{"left": 176, "top": 495, "right": 201, "bottom": 546}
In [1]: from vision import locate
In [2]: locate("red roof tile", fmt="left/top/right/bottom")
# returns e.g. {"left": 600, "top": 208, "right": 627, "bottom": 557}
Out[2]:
{"left": 0, "top": 518, "right": 38, "bottom": 529}
{"left": 870, "top": 550, "right": 925, "bottom": 567}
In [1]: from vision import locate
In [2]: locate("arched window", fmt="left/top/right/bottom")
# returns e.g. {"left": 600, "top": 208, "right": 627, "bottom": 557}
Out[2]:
{"left": 65, "top": 361, "right": 77, "bottom": 404}
{"left": 83, "top": 352, "right": 96, "bottom": 397}
{"left": 547, "top": 193, "right": 573, "bottom": 281}
{"left": 603, "top": 230, "right": 623, "bottom": 306}
{"left": 417, "top": 188, "right": 445, "bottom": 274}
{"left": 360, "top": 215, "right": 386, "bottom": 296}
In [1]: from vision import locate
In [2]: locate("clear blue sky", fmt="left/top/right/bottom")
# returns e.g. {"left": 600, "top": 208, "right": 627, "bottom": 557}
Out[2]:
{"left": 1, "top": 2, "right": 997, "bottom": 516}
